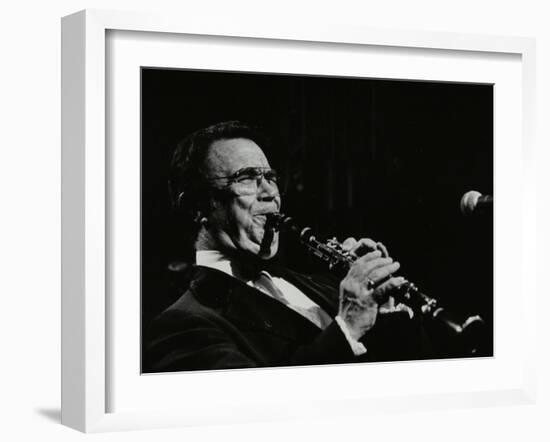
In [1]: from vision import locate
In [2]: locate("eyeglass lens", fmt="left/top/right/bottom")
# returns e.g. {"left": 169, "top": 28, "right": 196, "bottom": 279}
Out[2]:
{"left": 232, "top": 168, "right": 278, "bottom": 194}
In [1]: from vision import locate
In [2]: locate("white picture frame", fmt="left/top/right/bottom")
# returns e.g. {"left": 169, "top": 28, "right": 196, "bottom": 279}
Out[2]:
{"left": 61, "top": 9, "right": 537, "bottom": 433}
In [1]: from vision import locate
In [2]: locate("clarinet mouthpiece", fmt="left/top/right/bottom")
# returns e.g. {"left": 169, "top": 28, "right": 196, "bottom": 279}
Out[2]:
{"left": 265, "top": 212, "right": 285, "bottom": 231}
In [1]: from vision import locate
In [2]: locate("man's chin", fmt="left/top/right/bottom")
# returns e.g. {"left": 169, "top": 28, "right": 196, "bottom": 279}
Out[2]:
{"left": 236, "top": 243, "right": 277, "bottom": 261}
{"left": 257, "top": 231, "right": 279, "bottom": 259}
{"left": 257, "top": 243, "right": 278, "bottom": 260}
{"left": 232, "top": 230, "right": 279, "bottom": 260}
{"left": 240, "top": 236, "right": 278, "bottom": 260}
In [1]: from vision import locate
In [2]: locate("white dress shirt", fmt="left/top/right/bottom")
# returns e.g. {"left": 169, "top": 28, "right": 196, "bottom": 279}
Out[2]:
{"left": 196, "top": 250, "right": 367, "bottom": 356}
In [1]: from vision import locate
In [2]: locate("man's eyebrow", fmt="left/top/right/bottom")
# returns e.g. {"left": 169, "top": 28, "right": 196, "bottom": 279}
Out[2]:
{"left": 233, "top": 166, "right": 267, "bottom": 174}
{"left": 206, "top": 166, "right": 254, "bottom": 181}
{"left": 207, "top": 166, "right": 272, "bottom": 181}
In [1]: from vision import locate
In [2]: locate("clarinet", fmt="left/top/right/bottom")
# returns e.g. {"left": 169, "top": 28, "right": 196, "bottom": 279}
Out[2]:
{"left": 266, "top": 212, "right": 488, "bottom": 355}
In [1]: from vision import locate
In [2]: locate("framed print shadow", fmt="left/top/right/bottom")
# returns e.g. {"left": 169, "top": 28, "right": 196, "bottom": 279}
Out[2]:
{"left": 61, "top": 9, "right": 537, "bottom": 433}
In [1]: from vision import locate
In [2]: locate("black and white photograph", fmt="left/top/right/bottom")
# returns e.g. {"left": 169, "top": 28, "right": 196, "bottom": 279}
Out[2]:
{"left": 140, "top": 68, "right": 493, "bottom": 373}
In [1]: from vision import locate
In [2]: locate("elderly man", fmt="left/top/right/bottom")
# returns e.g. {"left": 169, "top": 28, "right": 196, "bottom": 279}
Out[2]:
{"left": 143, "top": 121, "right": 427, "bottom": 373}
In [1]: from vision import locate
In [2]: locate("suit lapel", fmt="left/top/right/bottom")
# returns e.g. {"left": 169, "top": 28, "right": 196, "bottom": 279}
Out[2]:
{"left": 190, "top": 266, "right": 322, "bottom": 341}
{"left": 266, "top": 263, "right": 340, "bottom": 317}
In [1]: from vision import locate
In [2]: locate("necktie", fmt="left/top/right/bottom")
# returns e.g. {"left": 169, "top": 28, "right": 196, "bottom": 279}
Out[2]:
{"left": 253, "top": 271, "right": 332, "bottom": 329}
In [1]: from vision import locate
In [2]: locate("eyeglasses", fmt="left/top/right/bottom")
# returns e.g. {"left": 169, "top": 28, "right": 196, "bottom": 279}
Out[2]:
{"left": 208, "top": 167, "right": 279, "bottom": 196}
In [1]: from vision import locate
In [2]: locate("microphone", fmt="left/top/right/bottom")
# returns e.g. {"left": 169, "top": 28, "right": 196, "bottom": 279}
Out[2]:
{"left": 460, "top": 190, "right": 493, "bottom": 215}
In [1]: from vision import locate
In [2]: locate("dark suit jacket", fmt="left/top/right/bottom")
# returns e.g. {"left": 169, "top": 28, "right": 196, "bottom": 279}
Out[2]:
{"left": 143, "top": 265, "right": 429, "bottom": 373}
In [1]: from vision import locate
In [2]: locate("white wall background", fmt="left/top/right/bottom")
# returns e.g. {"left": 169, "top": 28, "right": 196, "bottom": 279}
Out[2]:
{"left": 0, "top": 1, "right": 548, "bottom": 440}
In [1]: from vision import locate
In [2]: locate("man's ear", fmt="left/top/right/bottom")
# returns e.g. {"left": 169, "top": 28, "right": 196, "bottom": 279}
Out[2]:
{"left": 195, "top": 190, "right": 224, "bottom": 228}
{"left": 192, "top": 207, "right": 211, "bottom": 228}
{"left": 192, "top": 210, "right": 204, "bottom": 223}
{"left": 199, "top": 215, "right": 209, "bottom": 228}
{"left": 176, "top": 191, "right": 186, "bottom": 210}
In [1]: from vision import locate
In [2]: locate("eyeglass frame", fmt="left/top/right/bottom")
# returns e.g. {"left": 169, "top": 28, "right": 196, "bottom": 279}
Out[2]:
{"left": 205, "top": 166, "right": 280, "bottom": 196}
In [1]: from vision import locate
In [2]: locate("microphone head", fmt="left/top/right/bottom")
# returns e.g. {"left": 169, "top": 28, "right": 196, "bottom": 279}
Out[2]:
{"left": 460, "top": 190, "right": 482, "bottom": 215}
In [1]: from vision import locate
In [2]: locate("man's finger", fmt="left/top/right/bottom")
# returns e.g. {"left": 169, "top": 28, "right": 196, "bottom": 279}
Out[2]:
{"left": 352, "top": 253, "right": 392, "bottom": 276}
{"left": 378, "top": 295, "right": 395, "bottom": 311}
{"left": 395, "top": 303, "right": 414, "bottom": 319}
{"left": 349, "top": 255, "right": 397, "bottom": 284}
{"left": 353, "top": 249, "right": 382, "bottom": 265}
{"left": 341, "top": 237, "right": 357, "bottom": 252}
{"left": 376, "top": 241, "right": 389, "bottom": 258}
{"left": 368, "top": 261, "right": 401, "bottom": 285}
{"left": 350, "top": 238, "right": 379, "bottom": 257}
{"left": 372, "top": 276, "right": 406, "bottom": 304}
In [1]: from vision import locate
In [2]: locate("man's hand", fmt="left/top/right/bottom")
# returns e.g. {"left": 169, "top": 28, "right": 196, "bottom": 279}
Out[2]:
{"left": 337, "top": 237, "right": 406, "bottom": 340}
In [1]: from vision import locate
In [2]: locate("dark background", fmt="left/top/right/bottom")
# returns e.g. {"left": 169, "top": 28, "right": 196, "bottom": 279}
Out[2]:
{"left": 141, "top": 68, "right": 493, "bottom": 354}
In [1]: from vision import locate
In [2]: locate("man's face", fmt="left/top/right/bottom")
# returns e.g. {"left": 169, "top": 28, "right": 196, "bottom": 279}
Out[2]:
{"left": 203, "top": 138, "right": 281, "bottom": 259}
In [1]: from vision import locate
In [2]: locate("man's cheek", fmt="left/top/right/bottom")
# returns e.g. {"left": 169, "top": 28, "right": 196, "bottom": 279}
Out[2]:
{"left": 247, "top": 222, "right": 264, "bottom": 242}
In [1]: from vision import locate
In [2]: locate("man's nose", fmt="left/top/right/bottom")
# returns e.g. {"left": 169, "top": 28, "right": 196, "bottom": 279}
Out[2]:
{"left": 257, "top": 176, "right": 279, "bottom": 200}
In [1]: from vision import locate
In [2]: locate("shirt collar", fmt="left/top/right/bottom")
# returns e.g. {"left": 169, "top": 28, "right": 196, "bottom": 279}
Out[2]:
{"left": 196, "top": 250, "right": 273, "bottom": 282}
{"left": 195, "top": 250, "right": 234, "bottom": 276}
